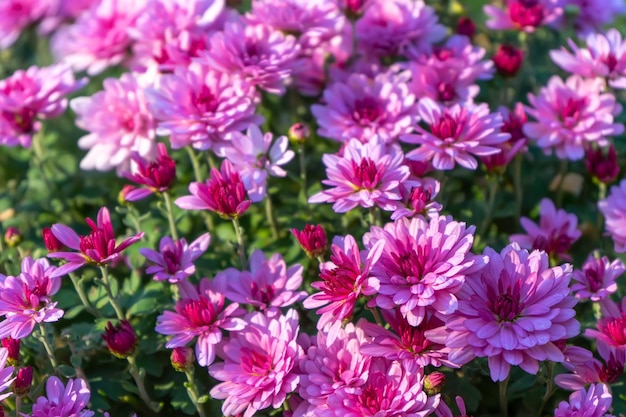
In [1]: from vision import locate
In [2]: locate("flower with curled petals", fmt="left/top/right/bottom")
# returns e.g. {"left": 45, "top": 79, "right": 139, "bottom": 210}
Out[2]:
{"left": 554, "top": 383, "right": 612, "bottom": 417}
{"left": 571, "top": 254, "right": 624, "bottom": 302}
{"left": 0, "top": 348, "right": 14, "bottom": 401}
{"left": 30, "top": 376, "right": 94, "bottom": 417}
{"left": 599, "top": 179, "right": 626, "bottom": 253}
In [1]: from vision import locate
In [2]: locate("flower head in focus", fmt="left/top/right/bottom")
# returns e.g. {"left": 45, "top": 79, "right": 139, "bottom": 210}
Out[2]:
{"left": 101, "top": 320, "right": 137, "bottom": 359}
{"left": 553, "top": 383, "right": 612, "bottom": 417}
{"left": 123, "top": 143, "right": 176, "bottom": 201}
{"left": 571, "top": 254, "right": 624, "bottom": 302}
{"left": 30, "top": 376, "right": 94, "bottom": 417}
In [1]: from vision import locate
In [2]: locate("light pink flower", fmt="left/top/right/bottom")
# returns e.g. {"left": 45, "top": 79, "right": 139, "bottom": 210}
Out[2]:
{"left": 0, "top": 348, "right": 15, "bottom": 401}
{"left": 571, "top": 254, "right": 624, "bottom": 301}
{"left": 510, "top": 198, "right": 581, "bottom": 261}
{"left": 209, "top": 309, "right": 301, "bottom": 417}
{"left": 215, "top": 249, "right": 306, "bottom": 311}
{"left": 364, "top": 214, "right": 487, "bottom": 327}
{"left": 140, "top": 233, "right": 211, "bottom": 283}
{"left": 401, "top": 98, "right": 510, "bottom": 170}
{"left": 445, "top": 243, "right": 579, "bottom": 382}
{"left": 484, "top": 0, "right": 563, "bottom": 33}
{"left": 599, "top": 179, "right": 626, "bottom": 253}
{"left": 30, "top": 376, "right": 94, "bottom": 417}
{"left": 554, "top": 383, "right": 612, "bottom": 417}
{"left": 71, "top": 72, "right": 156, "bottom": 174}
{"left": 308, "top": 137, "right": 410, "bottom": 212}
{"left": 524, "top": 75, "right": 623, "bottom": 160}
{"left": 0, "top": 0, "right": 49, "bottom": 49}
{"left": 146, "top": 62, "right": 261, "bottom": 150}
{"left": 155, "top": 278, "right": 245, "bottom": 367}
{"left": 555, "top": 346, "right": 625, "bottom": 391}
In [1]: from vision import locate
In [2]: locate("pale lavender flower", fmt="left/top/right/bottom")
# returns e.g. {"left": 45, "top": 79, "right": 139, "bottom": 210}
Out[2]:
{"left": 209, "top": 309, "right": 301, "bottom": 417}
{"left": 308, "top": 137, "right": 410, "bottom": 212}
{"left": 565, "top": 0, "right": 626, "bottom": 36}
{"left": 30, "top": 376, "right": 94, "bottom": 417}
{"left": 146, "top": 62, "right": 261, "bottom": 151}
{"left": 401, "top": 98, "right": 510, "bottom": 170}
{"left": 599, "top": 179, "right": 626, "bottom": 253}
{"left": 524, "top": 75, "right": 623, "bottom": 160}
{"left": 445, "top": 243, "right": 579, "bottom": 382}
{"left": 364, "top": 214, "right": 487, "bottom": 327}
{"left": 571, "top": 254, "right": 624, "bottom": 301}
{"left": 484, "top": 0, "right": 563, "bottom": 33}
{"left": 554, "top": 383, "right": 612, "bottom": 417}
{"left": 0, "top": 348, "right": 14, "bottom": 401}
{"left": 0, "top": 0, "right": 49, "bottom": 49}
{"left": 140, "top": 233, "right": 211, "bottom": 283}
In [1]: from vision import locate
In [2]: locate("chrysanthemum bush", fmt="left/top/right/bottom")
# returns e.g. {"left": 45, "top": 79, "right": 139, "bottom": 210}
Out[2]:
{"left": 3, "top": 0, "right": 626, "bottom": 416}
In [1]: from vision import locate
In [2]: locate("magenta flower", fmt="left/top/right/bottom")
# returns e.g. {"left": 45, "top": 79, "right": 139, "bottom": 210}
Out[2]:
{"left": 48, "top": 207, "right": 144, "bottom": 277}
{"left": 493, "top": 44, "right": 524, "bottom": 77}
{"left": 123, "top": 143, "right": 176, "bottom": 201}
{"left": 0, "top": 0, "right": 48, "bottom": 49}
{"left": 524, "top": 75, "right": 623, "bottom": 160}
{"left": 71, "top": 72, "right": 156, "bottom": 174}
{"left": 215, "top": 249, "right": 306, "bottom": 311}
{"left": 209, "top": 309, "right": 301, "bottom": 417}
{"left": 140, "top": 233, "right": 211, "bottom": 283}
{"left": 585, "top": 143, "right": 620, "bottom": 184}
{"left": 291, "top": 224, "right": 327, "bottom": 259}
{"left": 571, "top": 254, "right": 624, "bottom": 302}
{"left": 445, "top": 243, "right": 579, "bottom": 382}
{"left": 556, "top": 346, "right": 625, "bottom": 391}
{"left": 585, "top": 297, "right": 626, "bottom": 362}
{"left": 484, "top": 0, "right": 563, "bottom": 33}
{"left": 311, "top": 70, "right": 418, "bottom": 144}
{"left": 480, "top": 104, "right": 528, "bottom": 172}
{"left": 175, "top": 159, "right": 251, "bottom": 219}
{"left": 303, "top": 234, "right": 384, "bottom": 330}
{"left": 155, "top": 278, "right": 245, "bottom": 367}
{"left": 30, "top": 376, "right": 94, "bottom": 417}
{"left": 510, "top": 198, "right": 581, "bottom": 261}
{"left": 599, "top": 179, "right": 626, "bottom": 253}
{"left": 0, "top": 257, "right": 63, "bottom": 340}
{"left": 308, "top": 137, "right": 410, "bottom": 212}
{"left": 101, "top": 320, "right": 137, "bottom": 359}
{"left": 554, "top": 384, "right": 612, "bottom": 417}
{"left": 0, "top": 64, "right": 86, "bottom": 148}
{"left": 364, "top": 214, "right": 487, "bottom": 327}
{"left": 408, "top": 62, "right": 480, "bottom": 106}
{"left": 146, "top": 63, "right": 261, "bottom": 151}
{"left": 0, "top": 348, "right": 14, "bottom": 401}
{"left": 401, "top": 98, "right": 510, "bottom": 170}
{"left": 391, "top": 178, "right": 443, "bottom": 221}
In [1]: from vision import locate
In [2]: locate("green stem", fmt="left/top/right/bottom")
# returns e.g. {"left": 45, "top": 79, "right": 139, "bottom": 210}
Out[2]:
{"left": 100, "top": 266, "right": 125, "bottom": 321}
{"left": 232, "top": 217, "right": 247, "bottom": 268}
{"left": 69, "top": 272, "right": 101, "bottom": 318}
{"left": 597, "top": 182, "right": 607, "bottom": 232}
{"left": 162, "top": 192, "right": 179, "bottom": 240}
{"left": 499, "top": 376, "right": 509, "bottom": 417}
{"left": 127, "top": 355, "right": 159, "bottom": 413}
{"left": 513, "top": 153, "right": 523, "bottom": 224}
{"left": 368, "top": 306, "right": 383, "bottom": 327}
{"left": 299, "top": 144, "right": 308, "bottom": 200}
{"left": 265, "top": 193, "right": 279, "bottom": 239}
{"left": 479, "top": 176, "right": 499, "bottom": 236}
{"left": 184, "top": 370, "right": 207, "bottom": 417}
{"left": 555, "top": 159, "right": 568, "bottom": 207}
{"left": 185, "top": 146, "right": 204, "bottom": 183}
{"left": 38, "top": 323, "right": 58, "bottom": 369}
{"left": 539, "top": 362, "right": 556, "bottom": 415}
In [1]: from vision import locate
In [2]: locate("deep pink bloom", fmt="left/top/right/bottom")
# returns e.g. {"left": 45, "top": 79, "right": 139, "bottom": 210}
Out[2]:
{"left": 456, "top": 17, "right": 476, "bottom": 38}
{"left": 554, "top": 384, "right": 612, "bottom": 417}
{"left": 0, "top": 348, "right": 15, "bottom": 401}
{"left": 1, "top": 338, "right": 20, "bottom": 365}
{"left": 599, "top": 179, "right": 626, "bottom": 253}
{"left": 311, "top": 70, "right": 418, "bottom": 144}
{"left": 209, "top": 309, "right": 301, "bottom": 417}
{"left": 291, "top": 224, "right": 327, "bottom": 259}
{"left": 123, "top": 143, "right": 176, "bottom": 201}
{"left": 510, "top": 198, "right": 581, "bottom": 261}
{"left": 585, "top": 297, "right": 626, "bottom": 362}
{"left": 401, "top": 99, "right": 510, "bottom": 170}
{"left": 391, "top": 178, "right": 442, "bottom": 221}
{"left": 480, "top": 104, "right": 528, "bottom": 172}
{"left": 0, "top": 257, "right": 63, "bottom": 340}
{"left": 444, "top": 243, "right": 579, "bottom": 382}
{"left": 493, "top": 44, "right": 524, "bottom": 77}
{"left": 140, "top": 233, "right": 210, "bottom": 284}
{"left": 571, "top": 254, "right": 624, "bottom": 301}
{"left": 175, "top": 159, "right": 251, "bottom": 219}
{"left": 48, "top": 207, "right": 144, "bottom": 277}
{"left": 484, "top": 0, "right": 563, "bottom": 33}
{"left": 308, "top": 137, "right": 410, "bottom": 212}
{"left": 303, "top": 234, "right": 384, "bottom": 330}
{"left": 0, "top": 64, "right": 86, "bottom": 148}
{"left": 215, "top": 249, "right": 306, "bottom": 311}
{"left": 585, "top": 144, "right": 620, "bottom": 183}
{"left": 42, "top": 227, "right": 64, "bottom": 252}
{"left": 170, "top": 346, "right": 194, "bottom": 372}
{"left": 101, "top": 320, "right": 137, "bottom": 359}
{"left": 146, "top": 63, "right": 261, "bottom": 150}
{"left": 364, "top": 215, "right": 487, "bottom": 327}
{"left": 71, "top": 72, "right": 156, "bottom": 174}
{"left": 0, "top": 0, "right": 48, "bottom": 49}
{"left": 13, "top": 365, "right": 32, "bottom": 395}
{"left": 556, "top": 346, "right": 625, "bottom": 390}
{"left": 30, "top": 376, "right": 94, "bottom": 417}
{"left": 155, "top": 278, "right": 245, "bottom": 367}
{"left": 524, "top": 75, "right": 623, "bottom": 160}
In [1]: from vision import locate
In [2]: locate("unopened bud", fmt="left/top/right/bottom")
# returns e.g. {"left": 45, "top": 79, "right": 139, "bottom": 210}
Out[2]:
{"left": 456, "top": 17, "right": 476, "bottom": 38}
{"left": 493, "top": 45, "right": 524, "bottom": 77}
{"left": 101, "top": 320, "right": 137, "bottom": 359}
{"left": 1, "top": 338, "right": 20, "bottom": 366}
{"left": 585, "top": 144, "right": 619, "bottom": 184}
{"left": 288, "top": 123, "right": 310, "bottom": 145}
{"left": 4, "top": 227, "right": 21, "bottom": 247}
{"left": 13, "top": 366, "right": 32, "bottom": 396}
{"left": 291, "top": 224, "right": 327, "bottom": 259}
{"left": 42, "top": 227, "right": 64, "bottom": 252}
{"left": 424, "top": 371, "right": 446, "bottom": 395}
{"left": 171, "top": 347, "right": 194, "bottom": 372}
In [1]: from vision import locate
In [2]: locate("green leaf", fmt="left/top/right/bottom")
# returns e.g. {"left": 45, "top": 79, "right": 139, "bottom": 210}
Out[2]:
{"left": 57, "top": 365, "right": 76, "bottom": 378}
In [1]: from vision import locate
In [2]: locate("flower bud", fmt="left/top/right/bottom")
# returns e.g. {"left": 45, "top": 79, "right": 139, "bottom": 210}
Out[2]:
{"left": 4, "top": 227, "right": 21, "bottom": 247}
{"left": 101, "top": 320, "right": 137, "bottom": 359}
{"left": 291, "top": 224, "right": 327, "bottom": 259}
{"left": 1, "top": 338, "right": 20, "bottom": 366}
{"left": 42, "top": 227, "right": 64, "bottom": 252}
{"left": 12, "top": 366, "right": 32, "bottom": 396}
{"left": 171, "top": 347, "right": 194, "bottom": 372}
{"left": 118, "top": 185, "right": 136, "bottom": 206}
{"left": 585, "top": 144, "right": 620, "bottom": 184}
{"left": 456, "top": 17, "right": 476, "bottom": 38}
{"left": 424, "top": 371, "right": 446, "bottom": 395}
{"left": 493, "top": 45, "right": 524, "bottom": 77}
{"left": 288, "top": 123, "right": 310, "bottom": 145}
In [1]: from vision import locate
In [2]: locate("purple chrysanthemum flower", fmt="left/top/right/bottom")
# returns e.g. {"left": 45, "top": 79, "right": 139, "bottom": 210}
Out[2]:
{"left": 0, "top": 0, "right": 49, "bottom": 50}
{"left": 140, "top": 233, "right": 211, "bottom": 283}
{"left": 48, "top": 207, "right": 144, "bottom": 277}
{"left": 556, "top": 346, "right": 625, "bottom": 391}
{"left": 155, "top": 278, "right": 245, "bottom": 367}
{"left": 215, "top": 249, "right": 306, "bottom": 311}
{"left": 209, "top": 309, "right": 301, "bottom": 417}
{"left": 484, "top": 0, "right": 563, "bottom": 33}
{"left": 524, "top": 75, "right": 624, "bottom": 160}
{"left": 30, "top": 376, "right": 94, "bottom": 417}
{"left": 599, "top": 179, "right": 626, "bottom": 253}
{"left": 308, "top": 137, "right": 410, "bottom": 212}
{"left": 407, "top": 62, "right": 480, "bottom": 106}
{"left": 0, "top": 348, "right": 15, "bottom": 401}
{"left": 554, "top": 383, "right": 612, "bottom": 417}
{"left": 391, "top": 177, "right": 442, "bottom": 221}
{"left": 401, "top": 98, "right": 510, "bottom": 170}
{"left": 480, "top": 103, "right": 528, "bottom": 172}
{"left": 510, "top": 198, "right": 581, "bottom": 261}
{"left": 364, "top": 214, "right": 487, "bottom": 327}
{"left": 71, "top": 72, "right": 156, "bottom": 174}
{"left": 445, "top": 243, "right": 580, "bottom": 382}
{"left": 565, "top": 0, "right": 626, "bottom": 36}
{"left": 571, "top": 254, "right": 624, "bottom": 302}
{"left": 146, "top": 62, "right": 261, "bottom": 151}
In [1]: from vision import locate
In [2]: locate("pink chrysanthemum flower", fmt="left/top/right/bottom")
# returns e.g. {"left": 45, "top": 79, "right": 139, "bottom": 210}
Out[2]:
{"left": 585, "top": 297, "right": 626, "bottom": 361}
{"left": 215, "top": 249, "right": 306, "bottom": 311}
{"left": 0, "top": 64, "right": 86, "bottom": 148}
{"left": 510, "top": 198, "right": 581, "bottom": 262}
{"left": 140, "top": 233, "right": 211, "bottom": 283}
{"left": 408, "top": 63, "right": 480, "bottom": 106}
{"left": 0, "top": 257, "right": 63, "bottom": 339}
{"left": 524, "top": 75, "right": 624, "bottom": 160}
{"left": 571, "top": 254, "right": 624, "bottom": 301}
{"left": 71, "top": 72, "right": 156, "bottom": 174}
{"left": 556, "top": 346, "right": 625, "bottom": 391}
{"left": 445, "top": 243, "right": 580, "bottom": 382}
{"left": 30, "top": 376, "right": 94, "bottom": 417}
{"left": 391, "top": 179, "right": 443, "bottom": 220}
{"left": 303, "top": 234, "right": 384, "bottom": 330}
{"left": 217, "top": 124, "right": 294, "bottom": 202}
{"left": 311, "top": 71, "right": 418, "bottom": 144}
{"left": 0, "top": 348, "right": 15, "bottom": 401}
{"left": 550, "top": 30, "right": 626, "bottom": 90}
{"left": 0, "top": 0, "right": 49, "bottom": 49}
{"left": 326, "top": 358, "right": 440, "bottom": 417}
{"left": 599, "top": 179, "right": 626, "bottom": 253}
{"left": 308, "top": 137, "right": 410, "bottom": 212}
{"left": 554, "top": 383, "right": 612, "bottom": 417}
{"left": 355, "top": 0, "right": 445, "bottom": 58}
{"left": 484, "top": 0, "right": 563, "bottom": 33}
{"left": 48, "top": 207, "right": 144, "bottom": 277}
{"left": 364, "top": 214, "right": 487, "bottom": 327}
{"left": 146, "top": 62, "right": 261, "bottom": 151}
{"left": 123, "top": 143, "right": 176, "bottom": 201}
{"left": 480, "top": 103, "right": 528, "bottom": 172}
{"left": 155, "top": 278, "right": 245, "bottom": 367}
{"left": 401, "top": 98, "right": 511, "bottom": 170}
{"left": 209, "top": 309, "right": 301, "bottom": 417}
